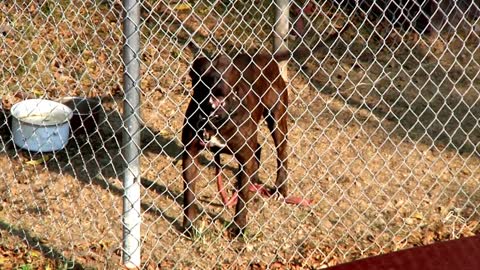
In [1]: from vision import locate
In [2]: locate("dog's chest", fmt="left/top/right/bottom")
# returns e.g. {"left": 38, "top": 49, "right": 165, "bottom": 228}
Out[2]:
{"left": 202, "top": 129, "right": 227, "bottom": 148}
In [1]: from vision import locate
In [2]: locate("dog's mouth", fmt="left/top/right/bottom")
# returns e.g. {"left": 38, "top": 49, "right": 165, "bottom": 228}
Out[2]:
{"left": 205, "top": 95, "right": 231, "bottom": 126}
{"left": 196, "top": 93, "right": 241, "bottom": 147}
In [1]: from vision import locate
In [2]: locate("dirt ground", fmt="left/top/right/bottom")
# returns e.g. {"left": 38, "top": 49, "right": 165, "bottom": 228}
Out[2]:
{"left": 1, "top": 1, "right": 479, "bottom": 269}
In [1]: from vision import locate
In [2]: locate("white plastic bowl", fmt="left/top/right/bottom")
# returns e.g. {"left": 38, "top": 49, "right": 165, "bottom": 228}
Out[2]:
{"left": 11, "top": 99, "right": 73, "bottom": 152}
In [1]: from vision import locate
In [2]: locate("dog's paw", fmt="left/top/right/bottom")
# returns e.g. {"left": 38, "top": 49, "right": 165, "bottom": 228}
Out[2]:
{"left": 182, "top": 223, "right": 194, "bottom": 238}
{"left": 183, "top": 225, "right": 204, "bottom": 240}
{"left": 224, "top": 222, "right": 246, "bottom": 239}
{"left": 273, "top": 185, "right": 289, "bottom": 198}
{"left": 182, "top": 219, "right": 200, "bottom": 239}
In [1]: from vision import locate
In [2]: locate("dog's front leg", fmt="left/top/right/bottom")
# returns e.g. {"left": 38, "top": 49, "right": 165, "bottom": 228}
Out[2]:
{"left": 182, "top": 137, "right": 201, "bottom": 236}
{"left": 230, "top": 150, "right": 257, "bottom": 237}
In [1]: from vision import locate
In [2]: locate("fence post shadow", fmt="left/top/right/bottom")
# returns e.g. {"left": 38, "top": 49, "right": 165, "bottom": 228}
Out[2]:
{"left": 0, "top": 220, "right": 86, "bottom": 269}
{"left": 5, "top": 95, "right": 235, "bottom": 230}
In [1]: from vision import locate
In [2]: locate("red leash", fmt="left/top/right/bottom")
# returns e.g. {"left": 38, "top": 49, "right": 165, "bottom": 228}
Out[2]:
{"left": 215, "top": 168, "right": 313, "bottom": 208}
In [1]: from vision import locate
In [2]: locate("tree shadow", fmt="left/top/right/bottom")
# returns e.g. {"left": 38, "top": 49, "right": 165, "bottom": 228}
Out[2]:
{"left": 291, "top": 36, "right": 480, "bottom": 155}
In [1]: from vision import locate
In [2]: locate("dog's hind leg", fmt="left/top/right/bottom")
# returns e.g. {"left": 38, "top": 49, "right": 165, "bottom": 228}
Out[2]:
{"left": 253, "top": 142, "right": 262, "bottom": 184}
{"left": 265, "top": 113, "right": 313, "bottom": 206}
{"left": 265, "top": 107, "right": 289, "bottom": 197}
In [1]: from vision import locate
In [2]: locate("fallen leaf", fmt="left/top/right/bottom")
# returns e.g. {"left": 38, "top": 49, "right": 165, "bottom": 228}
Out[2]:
{"left": 422, "top": 230, "right": 435, "bottom": 245}
{"left": 32, "top": 89, "right": 44, "bottom": 97}
{"left": 159, "top": 129, "right": 170, "bottom": 136}
{"left": 29, "top": 250, "right": 41, "bottom": 258}
{"left": 25, "top": 155, "right": 51, "bottom": 166}
{"left": 405, "top": 218, "right": 415, "bottom": 225}
{"left": 412, "top": 212, "right": 423, "bottom": 220}
{"left": 172, "top": 3, "right": 192, "bottom": 11}
{"left": 270, "top": 261, "right": 284, "bottom": 269}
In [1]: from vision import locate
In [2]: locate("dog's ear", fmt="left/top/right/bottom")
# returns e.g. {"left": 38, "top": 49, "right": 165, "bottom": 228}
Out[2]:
{"left": 189, "top": 57, "right": 211, "bottom": 84}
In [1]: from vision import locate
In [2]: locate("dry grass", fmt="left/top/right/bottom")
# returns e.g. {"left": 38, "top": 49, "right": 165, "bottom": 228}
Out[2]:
{"left": 0, "top": 1, "right": 479, "bottom": 269}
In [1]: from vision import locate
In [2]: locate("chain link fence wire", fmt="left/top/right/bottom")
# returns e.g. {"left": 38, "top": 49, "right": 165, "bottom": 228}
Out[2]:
{"left": 0, "top": 0, "right": 479, "bottom": 269}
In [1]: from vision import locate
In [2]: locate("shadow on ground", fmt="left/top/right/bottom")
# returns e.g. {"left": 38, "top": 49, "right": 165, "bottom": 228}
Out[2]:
{"left": 292, "top": 37, "right": 480, "bottom": 155}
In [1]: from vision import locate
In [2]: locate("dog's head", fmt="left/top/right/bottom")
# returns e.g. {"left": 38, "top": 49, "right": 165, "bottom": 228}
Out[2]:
{"left": 189, "top": 55, "right": 246, "bottom": 127}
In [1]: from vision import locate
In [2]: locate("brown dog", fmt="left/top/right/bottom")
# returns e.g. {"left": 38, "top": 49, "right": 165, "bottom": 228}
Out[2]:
{"left": 181, "top": 52, "right": 291, "bottom": 237}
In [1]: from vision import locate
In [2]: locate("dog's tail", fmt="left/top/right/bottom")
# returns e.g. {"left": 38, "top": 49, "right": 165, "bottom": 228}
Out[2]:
{"left": 274, "top": 50, "right": 291, "bottom": 62}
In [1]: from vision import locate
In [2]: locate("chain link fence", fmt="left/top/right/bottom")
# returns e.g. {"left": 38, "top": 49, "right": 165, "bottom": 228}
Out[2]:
{"left": 0, "top": 0, "right": 479, "bottom": 269}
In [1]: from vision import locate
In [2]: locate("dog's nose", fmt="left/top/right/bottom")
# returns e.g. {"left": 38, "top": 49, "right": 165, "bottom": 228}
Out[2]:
{"left": 209, "top": 96, "right": 225, "bottom": 109}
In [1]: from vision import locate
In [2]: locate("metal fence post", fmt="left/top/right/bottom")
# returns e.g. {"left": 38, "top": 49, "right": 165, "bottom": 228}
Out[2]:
{"left": 122, "top": 0, "right": 142, "bottom": 268}
{"left": 274, "top": 0, "right": 290, "bottom": 81}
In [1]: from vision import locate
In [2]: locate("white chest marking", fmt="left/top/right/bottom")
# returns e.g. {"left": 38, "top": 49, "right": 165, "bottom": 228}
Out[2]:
{"left": 207, "top": 135, "right": 227, "bottom": 148}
